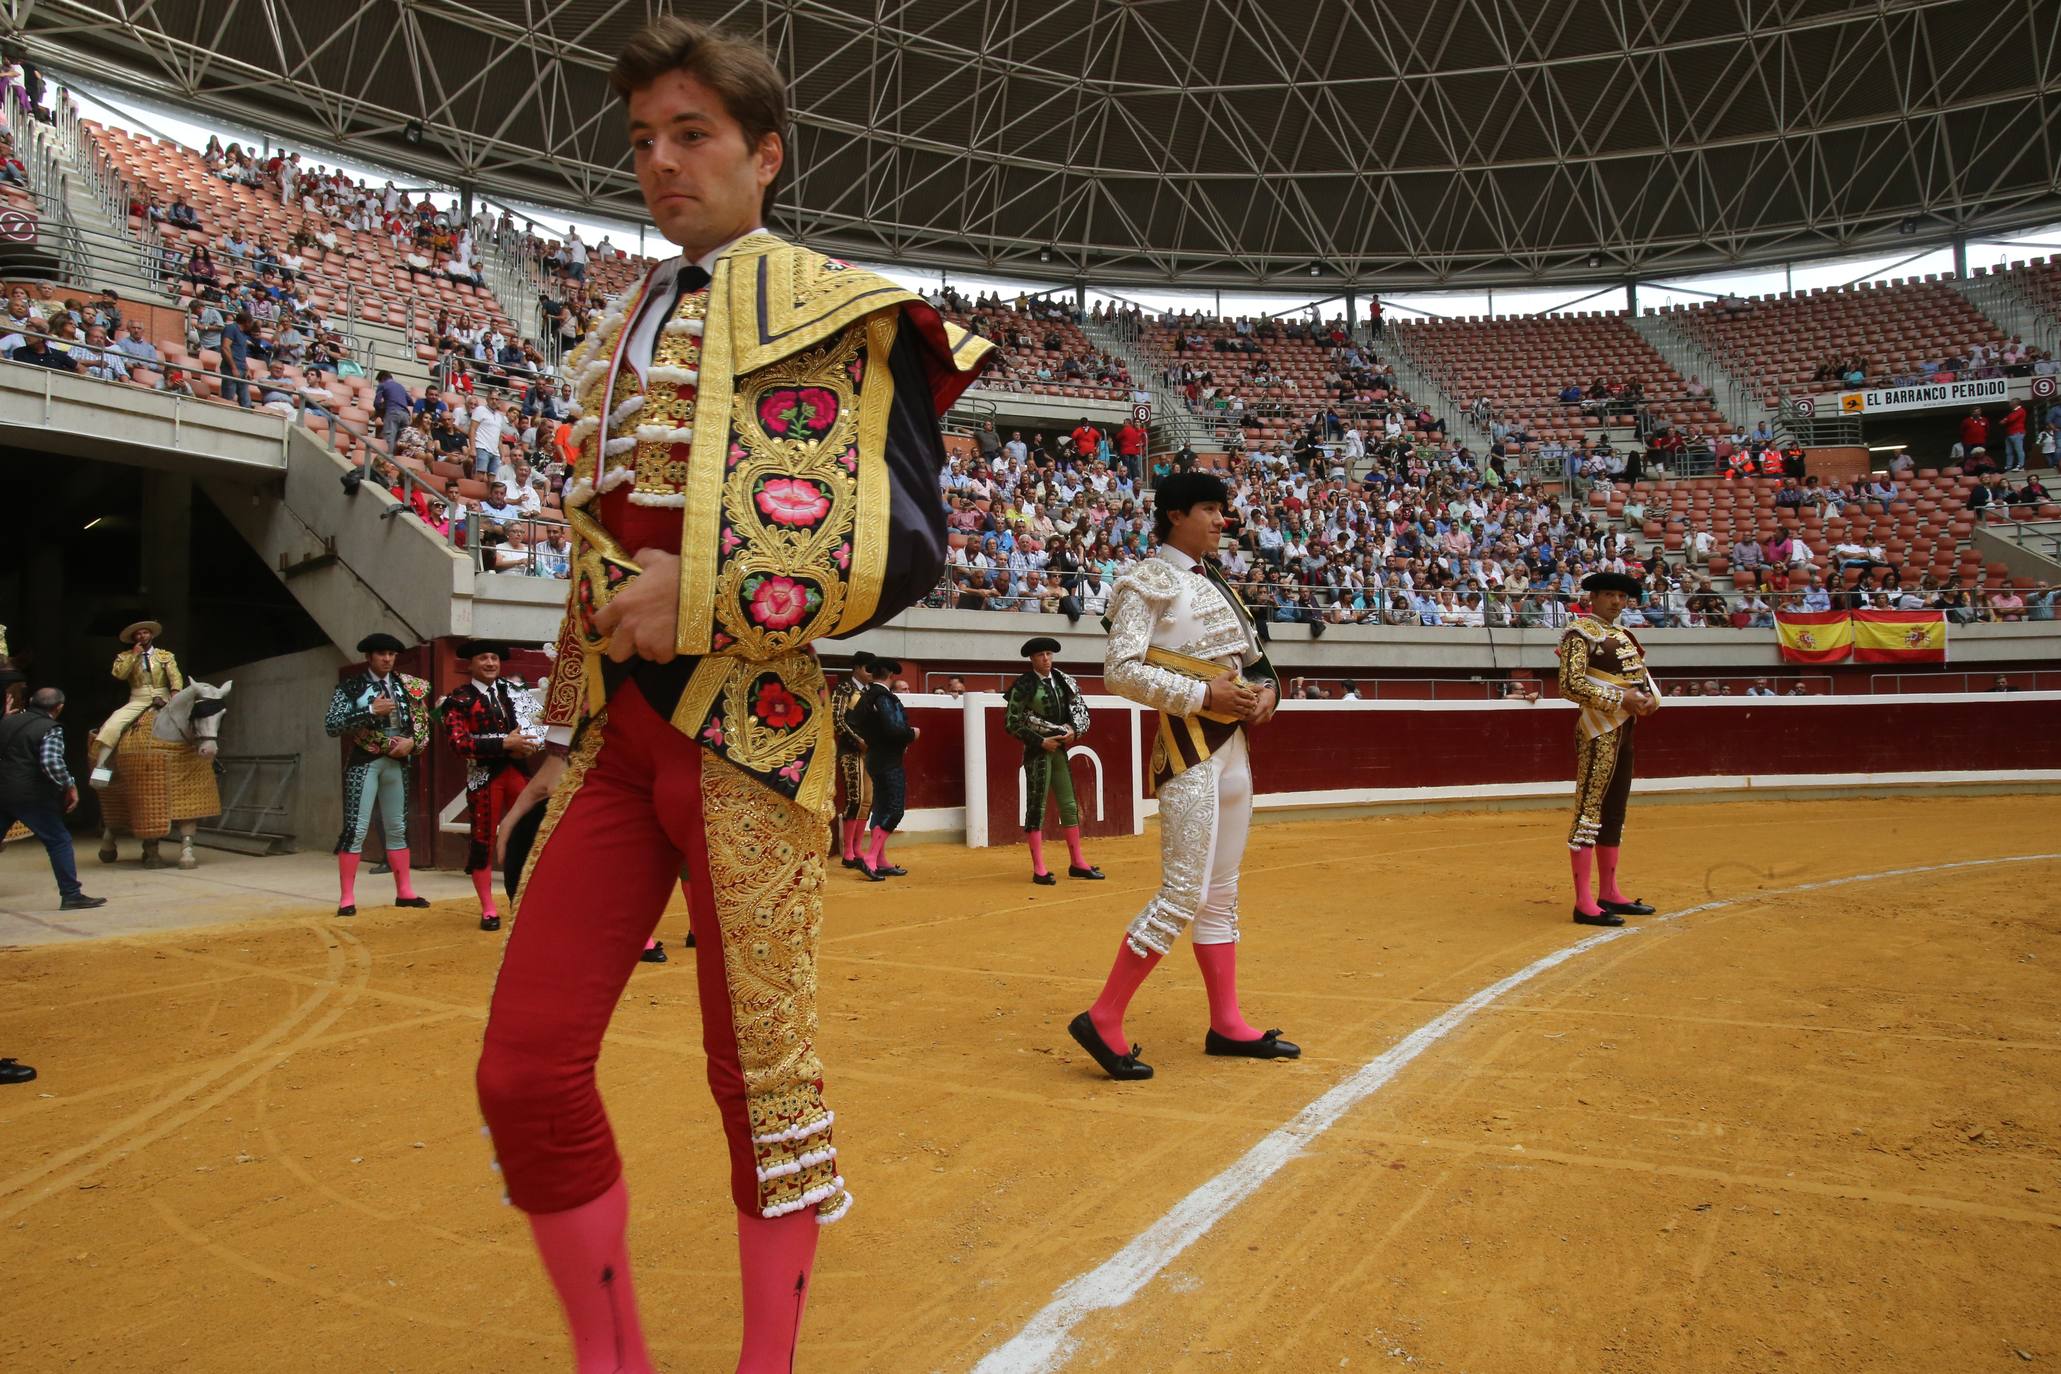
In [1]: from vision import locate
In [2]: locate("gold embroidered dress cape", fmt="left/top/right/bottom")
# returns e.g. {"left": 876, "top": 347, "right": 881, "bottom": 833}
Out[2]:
{"left": 524, "top": 232, "right": 990, "bottom": 1220}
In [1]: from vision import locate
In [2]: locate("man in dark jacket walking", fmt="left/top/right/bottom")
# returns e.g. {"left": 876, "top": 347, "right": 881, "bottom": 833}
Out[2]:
{"left": 854, "top": 659, "right": 917, "bottom": 880}
{"left": 0, "top": 684, "right": 106, "bottom": 911}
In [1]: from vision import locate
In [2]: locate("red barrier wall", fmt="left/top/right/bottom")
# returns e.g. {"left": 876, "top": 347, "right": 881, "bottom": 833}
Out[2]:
{"left": 945, "top": 692, "right": 2061, "bottom": 847}
{"left": 391, "top": 644, "right": 2058, "bottom": 863}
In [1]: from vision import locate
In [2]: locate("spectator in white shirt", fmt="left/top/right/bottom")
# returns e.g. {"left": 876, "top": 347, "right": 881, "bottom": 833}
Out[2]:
{"left": 468, "top": 396, "right": 506, "bottom": 478}
{"left": 478, "top": 481, "right": 524, "bottom": 526}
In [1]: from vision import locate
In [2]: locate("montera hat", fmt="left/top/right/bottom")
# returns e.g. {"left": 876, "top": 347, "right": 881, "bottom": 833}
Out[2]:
{"left": 1020, "top": 636, "right": 1062, "bottom": 657}
{"left": 455, "top": 638, "right": 515, "bottom": 661}
{"left": 868, "top": 657, "right": 902, "bottom": 676}
{"left": 1153, "top": 469, "right": 1229, "bottom": 514}
{"left": 357, "top": 632, "right": 408, "bottom": 654}
{"left": 119, "top": 620, "right": 163, "bottom": 644}
{"left": 1581, "top": 571, "right": 1643, "bottom": 596}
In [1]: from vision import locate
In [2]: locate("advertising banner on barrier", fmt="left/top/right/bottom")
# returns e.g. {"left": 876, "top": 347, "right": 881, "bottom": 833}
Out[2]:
{"left": 1835, "top": 376, "right": 2011, "bottom": 416}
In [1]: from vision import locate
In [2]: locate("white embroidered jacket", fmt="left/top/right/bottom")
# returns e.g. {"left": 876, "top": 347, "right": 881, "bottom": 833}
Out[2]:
{"left": 1104, "top": 546, "right": 1269, "bottom": 717}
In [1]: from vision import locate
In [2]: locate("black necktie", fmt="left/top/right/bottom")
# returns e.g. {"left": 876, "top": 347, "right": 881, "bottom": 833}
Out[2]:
{"left": 673, "top": 264, "right": 711, "bottom": 309}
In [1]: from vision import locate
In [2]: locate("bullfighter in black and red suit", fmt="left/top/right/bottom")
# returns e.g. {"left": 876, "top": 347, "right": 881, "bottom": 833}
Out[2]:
{"left": 440, "top": 640, "right": 541, "bottom": 932}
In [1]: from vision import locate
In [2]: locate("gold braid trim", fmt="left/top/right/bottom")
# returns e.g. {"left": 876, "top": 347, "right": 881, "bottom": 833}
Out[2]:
{"left": 699, "top": 754, "right": 848, "bottom": 1221}
{"left": 835, "top": 312, "right": 897, "bottom": 635}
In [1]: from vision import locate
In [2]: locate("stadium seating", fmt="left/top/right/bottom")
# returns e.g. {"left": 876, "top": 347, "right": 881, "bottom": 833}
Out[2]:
{"left": 1395, "top": 312, "right": 1723, "bottom": 442}
{"left": 1662, "top": 278, "right": 2006, "bottom": 404}
{"left": 82, "top": 121, "right": 520, "bottom": 356}
{"left": 940, "top": 304, "right": 1130, "bottom": 401}
{"left": 1592, "top": 470, "right": 2056, "bottom": 598}
{"left": 1137, "top": 317, "right": 1424, "bottom": 448}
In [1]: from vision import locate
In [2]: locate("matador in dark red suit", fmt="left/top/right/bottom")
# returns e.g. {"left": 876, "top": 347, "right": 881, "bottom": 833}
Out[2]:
{"left": 438, "top": 640, "right": 538, "bottom": 932}
{"left": 473, "top": 17, "right": 992, "bottom": 1374}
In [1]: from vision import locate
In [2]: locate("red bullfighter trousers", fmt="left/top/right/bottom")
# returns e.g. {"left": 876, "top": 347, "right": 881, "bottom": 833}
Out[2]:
{"left": 476, "top": 682, "right": 849, "bottom": 1223}
{"left": 464, "top": 765, "right": 531, "bottom": 872}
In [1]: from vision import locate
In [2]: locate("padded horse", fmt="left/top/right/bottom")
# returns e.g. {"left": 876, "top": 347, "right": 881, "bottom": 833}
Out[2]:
{"left": 94, "top": 680, "right": 232, "bottom": 869}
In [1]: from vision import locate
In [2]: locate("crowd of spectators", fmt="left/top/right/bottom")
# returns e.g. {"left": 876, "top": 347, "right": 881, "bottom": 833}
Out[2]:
{"left": 12, "top": 99, "right": 2061, "bottom": 618}
{"left": 1806, "top": 337, "right": 2058, "bottom": 390}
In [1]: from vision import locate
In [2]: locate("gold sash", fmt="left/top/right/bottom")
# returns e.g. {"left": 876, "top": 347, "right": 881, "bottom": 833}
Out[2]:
{"left": 1143, "top": 645, "right": 1243, "bottom": 724}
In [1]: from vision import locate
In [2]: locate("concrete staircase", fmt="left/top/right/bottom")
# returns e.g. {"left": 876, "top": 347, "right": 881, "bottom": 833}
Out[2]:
{"left": 1626, "top": 312, "right": 1762, "bottom": 436}
{"left": 1379, "top": 333, "right": 1496, "bottom": 454}
{"left": 1080, "top": 314, "right": 1196, "bottom": 453}
{"left": 1949, "top": 270, "right": 2061, "bottom": 358}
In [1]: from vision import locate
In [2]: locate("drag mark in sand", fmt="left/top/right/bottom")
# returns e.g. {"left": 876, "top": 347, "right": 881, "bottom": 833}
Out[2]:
{"left": 969, "top": 852, "right": 2061, "bottom": 1374}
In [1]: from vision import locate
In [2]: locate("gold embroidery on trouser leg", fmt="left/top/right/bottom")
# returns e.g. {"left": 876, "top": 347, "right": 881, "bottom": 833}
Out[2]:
{"left": 700, "top": 755, "right": 849, "bottom": 1221}
{"left": 1126, "top": 751, "right": 1222, "bottom": 957}
{"left": 1567, "top": 727, "right": 1622, "bottom": 850}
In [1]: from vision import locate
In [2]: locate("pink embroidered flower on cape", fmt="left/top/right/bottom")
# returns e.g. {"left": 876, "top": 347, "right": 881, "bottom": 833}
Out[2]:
{"left": 757, "top": 386, "right": 839, "bottom": 438}
{"left": 755, "top": 477, "right": 831, "bottom": 527}
{"left": 748, "top": 575, "right": 814, "bottom": 630}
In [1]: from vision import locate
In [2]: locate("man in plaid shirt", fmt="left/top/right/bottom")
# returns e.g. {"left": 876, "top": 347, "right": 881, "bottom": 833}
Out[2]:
{"left": 0, "top": 684, "right": 107, "bottom": 912}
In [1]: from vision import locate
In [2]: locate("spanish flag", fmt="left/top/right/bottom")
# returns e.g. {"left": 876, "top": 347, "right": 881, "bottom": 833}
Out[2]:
{"left": 1774, "top": 610, "right": 1855, "bottom": 664}
{"left": 1852, "top": 609, "right": 1948, "bottom": 663}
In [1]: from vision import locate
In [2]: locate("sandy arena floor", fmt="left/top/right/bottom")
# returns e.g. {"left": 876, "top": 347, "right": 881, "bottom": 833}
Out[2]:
{"left": 1, "top": 795, "right": 2056, "bottom": 1373}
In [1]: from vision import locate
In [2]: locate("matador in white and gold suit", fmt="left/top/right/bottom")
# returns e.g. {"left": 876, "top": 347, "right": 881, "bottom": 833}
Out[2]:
{"left": 1067, "top": 470, "right": 1299, "bottom": 1081}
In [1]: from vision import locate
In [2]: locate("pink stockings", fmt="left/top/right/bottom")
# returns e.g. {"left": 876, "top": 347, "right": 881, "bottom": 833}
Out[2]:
{"left": 1087, "top": 939, "right": 1162, "bottom": 1054}
{"left": 1596, "top": 845, "right": 1630, "bottom": 904}
{"left": 736, "top": 1208, "right": 819, "bottom": 1373}
{"left": 388, "top": 847, "right": 419, "bottom": 900}
{"left": 1192, "top": 941, "right": 1262, "bottom": 1041}
{"left": 526, "top": 1177, "right": 655, "bottom": 1373}
{"left": 1570, "top": 847, "right": 1600, "bottom": 915}
{"left": 1087, "top": 937, "right": 1266, "bottom": 1050}
{"left": 526, "top": 1182, "right": 820, "bottom": 1373}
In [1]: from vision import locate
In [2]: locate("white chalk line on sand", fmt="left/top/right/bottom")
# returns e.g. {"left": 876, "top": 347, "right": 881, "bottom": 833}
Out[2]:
{"left": 970, "top": 852, "right": 2061, "bottom": 1374}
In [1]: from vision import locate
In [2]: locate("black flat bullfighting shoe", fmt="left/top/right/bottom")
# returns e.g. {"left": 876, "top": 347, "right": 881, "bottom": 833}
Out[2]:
{"left": 1600, "top": 897, "right": 1656, "bottom": 916}
{"left": 841, "top": 857, "right": 866, "bottom": 870}
{"left": 335, "top": 905, "right": 356, "bottom": 917}
{"left": 479, "top": 914, "right": 501, "bottom": 932}
{"left": 1032, "top": 871, "right": 1058, "bottom": 886}
{"left": 640, "top": 941, "right": 668, "bottom": 964}
{"left": 875, "top": 864, "right": 909, "bottom": 878}
{"left": 1068, "top": 865, "right": 1106, "bottom": 880}
{"left": 862, "top": 865, "right": 890, "bottom": 882}
{"left": 1572, "top": 907, "right": 1625, "bottom": 927}
{"left": 1, "top": 1058, "right": 38, "bottom": 1085}
{"left": 1204, "top": 1028, "right": 1301, "bottom": 1059}
{"left": 1067, "top": 1011, "right": 1154, "bottom": 1081}
{"left": 394, "top": 896, "right": 432, "bottom": 909}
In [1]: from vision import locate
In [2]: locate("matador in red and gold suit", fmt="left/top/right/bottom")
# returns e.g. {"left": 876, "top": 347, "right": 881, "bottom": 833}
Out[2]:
{"left": 474, "top": 226, "right": 991, "bottom": 1365}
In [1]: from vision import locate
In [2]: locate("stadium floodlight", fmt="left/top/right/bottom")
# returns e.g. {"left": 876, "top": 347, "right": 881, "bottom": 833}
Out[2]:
{"left": 404, "top": 120, "right": 425, "bottom": 146}
{"left": 1898, "top": 216, "right": 1919, "bottom": 235}
{"left": 1308, "top": 262, "right": 1321, "bottom": 277}
{"left": 1038, "top": 246, "right": 1052, "bottom": 263}
{"left": 1586, "top": 252, "right": 1603, "bottom": 269}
